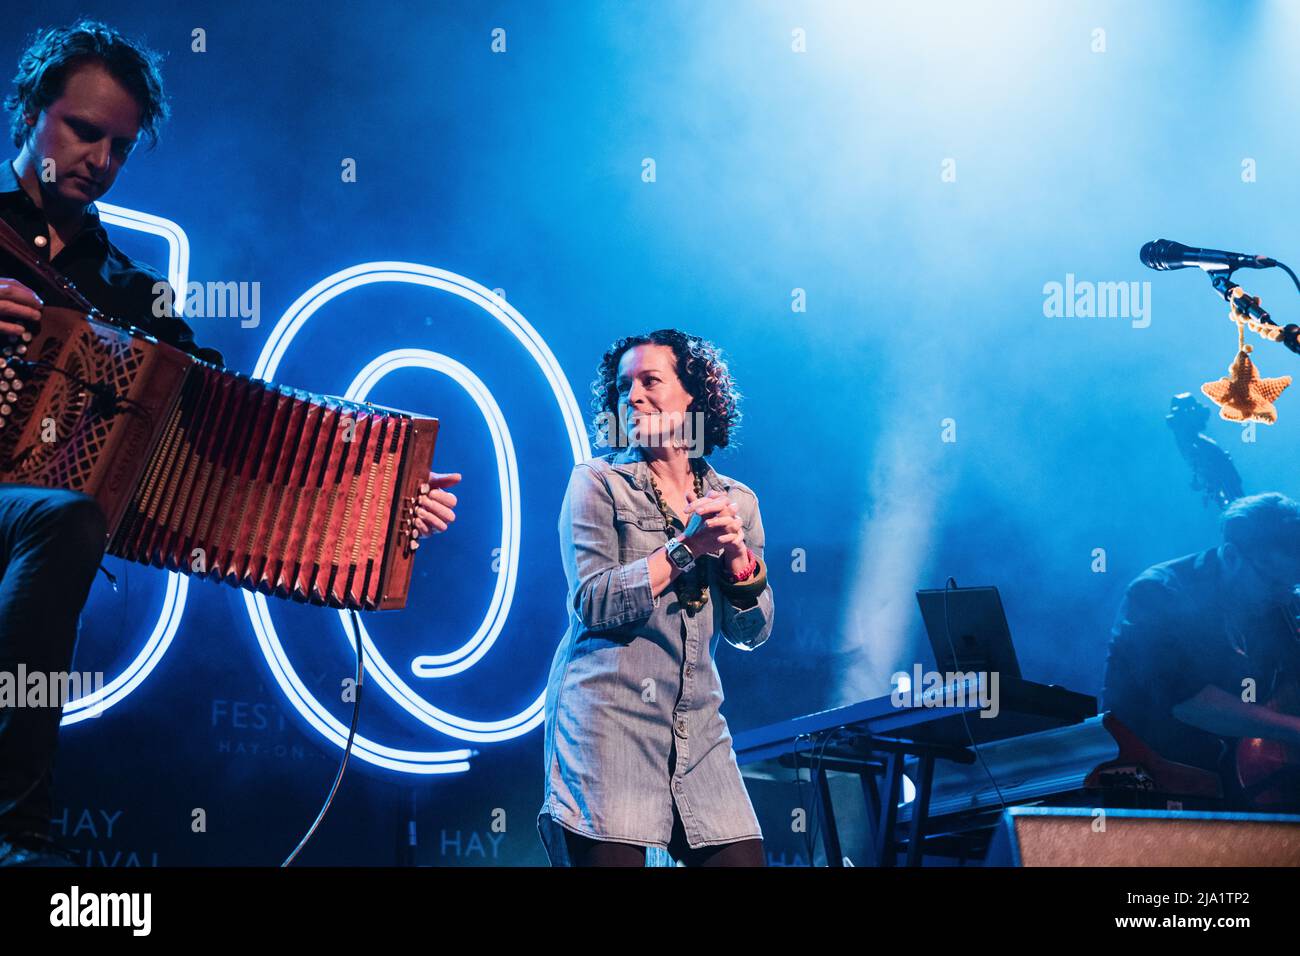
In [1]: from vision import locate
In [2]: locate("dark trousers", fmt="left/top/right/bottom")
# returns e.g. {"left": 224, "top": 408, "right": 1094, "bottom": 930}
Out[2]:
{"left": 0, "top": 485, "right": 106, "bottom": 838}
{"left": 563, "top": 802, "right": 767, "bottom": 867}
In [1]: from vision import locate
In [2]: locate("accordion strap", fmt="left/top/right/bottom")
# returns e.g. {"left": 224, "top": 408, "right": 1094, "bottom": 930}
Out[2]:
{"left": 0, "top": 203, "right": 101, "bottom": 316}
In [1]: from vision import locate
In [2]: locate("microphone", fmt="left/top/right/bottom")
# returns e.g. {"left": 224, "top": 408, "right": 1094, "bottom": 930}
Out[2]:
{"left": 1140, "top": 239, "right": 1276, "bottom": 272}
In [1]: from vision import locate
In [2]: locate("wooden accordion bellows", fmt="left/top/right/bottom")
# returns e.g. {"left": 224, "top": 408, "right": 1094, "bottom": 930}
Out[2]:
{"left": 0, "top": 306, "right": 437, "bottom": 610}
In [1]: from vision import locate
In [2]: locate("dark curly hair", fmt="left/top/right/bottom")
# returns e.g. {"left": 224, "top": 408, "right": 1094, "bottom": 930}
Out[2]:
{"left": 5, "top": 19, "right": 169, "bottom": 150}
{"left": 590, "top": 328, "right": 742, "bottom": 457}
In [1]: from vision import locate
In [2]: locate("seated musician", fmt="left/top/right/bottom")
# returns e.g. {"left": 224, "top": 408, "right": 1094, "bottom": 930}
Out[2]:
{"left": 0, "top": 21, "right": 460, "bottom": 865}
{"left": 1101, "top": 492, "right": 1300, "bottom": 804}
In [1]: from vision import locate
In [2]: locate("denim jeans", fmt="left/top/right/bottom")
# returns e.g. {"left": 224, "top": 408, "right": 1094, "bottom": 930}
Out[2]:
{"left": 0, "top": 485, "right": 106, "bottom": 837}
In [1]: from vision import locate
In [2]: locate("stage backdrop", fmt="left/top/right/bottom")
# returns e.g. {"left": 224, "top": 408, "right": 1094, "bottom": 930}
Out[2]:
{"left": 3, "top": 0, "right": 1297, "bottom": 865}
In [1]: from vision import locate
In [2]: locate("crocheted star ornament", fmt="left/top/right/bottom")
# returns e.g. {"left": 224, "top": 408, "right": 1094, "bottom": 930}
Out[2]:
{"left": 1201, "top": 346, "right": 1291, "bottom": 425}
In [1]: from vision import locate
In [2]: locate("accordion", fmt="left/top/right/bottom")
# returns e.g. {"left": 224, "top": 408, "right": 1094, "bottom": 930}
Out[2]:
{"left": 0, "top": 306, "right": 438, "bottom": 611}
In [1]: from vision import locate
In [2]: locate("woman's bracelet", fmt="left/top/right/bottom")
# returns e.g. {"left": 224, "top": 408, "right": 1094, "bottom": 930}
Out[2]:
{"left": 723, "top": 548, "right": 757, "bottom": 583}
{"left": 718, "top": 553, "right": 767, "bottom": 597}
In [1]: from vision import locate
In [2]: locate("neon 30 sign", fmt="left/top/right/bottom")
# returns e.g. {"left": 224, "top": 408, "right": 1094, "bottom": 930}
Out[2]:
{"left": 65, "top": 213, "right": 584, "bottom": 777}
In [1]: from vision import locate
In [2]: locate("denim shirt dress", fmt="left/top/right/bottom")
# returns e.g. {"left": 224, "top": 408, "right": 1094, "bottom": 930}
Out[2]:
{"left": 537, "top": 445, "right": 775, "bottom": 865}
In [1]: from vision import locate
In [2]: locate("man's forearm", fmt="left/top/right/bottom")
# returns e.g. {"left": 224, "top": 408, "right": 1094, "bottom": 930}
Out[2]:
{"left": 1171, "top": 684, "right": 1300, "bottom": 746}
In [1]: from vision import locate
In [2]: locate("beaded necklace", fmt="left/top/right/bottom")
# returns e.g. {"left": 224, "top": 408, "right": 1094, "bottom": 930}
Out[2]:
{"left": 646, "top": 460, "right": 709, "bottom": 613}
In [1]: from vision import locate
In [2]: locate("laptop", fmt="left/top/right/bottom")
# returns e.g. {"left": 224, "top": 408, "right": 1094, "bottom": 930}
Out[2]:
{"left": 914, "top": 585, "right": 1022, "bottom": 680}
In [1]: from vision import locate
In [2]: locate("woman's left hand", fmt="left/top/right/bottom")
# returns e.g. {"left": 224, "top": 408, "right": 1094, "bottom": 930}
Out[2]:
{"left": 412, "top": 471, "right": 462, "bottom": 541}
{"left": 684, "top": 488, "right": 747, "bottom": 565}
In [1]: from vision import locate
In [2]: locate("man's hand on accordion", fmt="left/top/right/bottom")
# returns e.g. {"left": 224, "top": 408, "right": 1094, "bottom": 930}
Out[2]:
{"left": 411, "top": 471, "right": 461, "bottom": 544}
{"left": 0, "top": 278, "right": 42, "bottom": 337}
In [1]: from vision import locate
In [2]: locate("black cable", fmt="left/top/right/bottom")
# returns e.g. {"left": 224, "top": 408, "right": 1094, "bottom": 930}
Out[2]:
{"left": 818, "top": 731, "right": 846, "bottom": 861}
{"left": 792, "top": 730, "right": 824, "bottom": 865}
{"left": 792, "top": 731, "right": 813, "bottom": 864}
{"left": 798, "top": 736, "right": 817, "bottom": 864}
{"left": 941, "top": 577, "right": 1008, "bottom": 815}
{"left": 1276, "top": 260, "right": 1300, "bottom": 297}
{"left": 791, "top": 728, "right": 839, "bottom": 866}
{"left": 281, "top": 608, "right": 365, "bottom": 867}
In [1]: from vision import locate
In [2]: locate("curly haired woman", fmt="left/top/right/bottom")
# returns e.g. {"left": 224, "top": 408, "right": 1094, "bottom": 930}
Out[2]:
{"left": 537, "top": 328, "right": 774, "bottom": 867}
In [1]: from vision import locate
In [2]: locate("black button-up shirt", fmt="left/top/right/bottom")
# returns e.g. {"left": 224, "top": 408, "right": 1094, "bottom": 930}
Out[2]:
{"left": 0, "top": 160, "right": 223, "bottom": 366}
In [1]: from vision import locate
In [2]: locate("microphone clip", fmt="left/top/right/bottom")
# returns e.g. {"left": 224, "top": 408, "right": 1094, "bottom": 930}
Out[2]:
{"left": 1210, "top": 272, "right": 1271, "bottom": 324}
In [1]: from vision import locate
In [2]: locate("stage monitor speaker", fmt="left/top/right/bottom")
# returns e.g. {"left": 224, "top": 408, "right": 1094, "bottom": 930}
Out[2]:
{"left": 985, "top": 806, "right": 1300, "bottom": 866}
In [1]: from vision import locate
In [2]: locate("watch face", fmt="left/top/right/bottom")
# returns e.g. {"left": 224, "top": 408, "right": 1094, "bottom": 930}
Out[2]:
{"left": 669, "top": 540, "right": 693, "bottom": 568}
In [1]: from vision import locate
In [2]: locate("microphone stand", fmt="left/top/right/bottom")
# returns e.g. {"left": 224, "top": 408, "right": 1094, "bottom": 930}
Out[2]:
{"left": 1205, "top": 269, "right": 1300, "bottom": 357}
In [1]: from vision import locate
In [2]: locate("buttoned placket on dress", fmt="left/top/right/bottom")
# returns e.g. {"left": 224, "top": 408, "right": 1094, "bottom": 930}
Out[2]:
{"left": 673, "top": 600, "right": 705, "bottom": 843}
{"left": 640, "top": 481, "right": 688, "bottom": 804}
{"left": 648, "top": 463, "right": 722, "bottom": 848}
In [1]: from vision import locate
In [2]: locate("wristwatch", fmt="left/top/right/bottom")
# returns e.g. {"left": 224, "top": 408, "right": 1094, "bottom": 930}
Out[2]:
{"left": 665, "top": 536, "right": 696, "bottom": 572}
